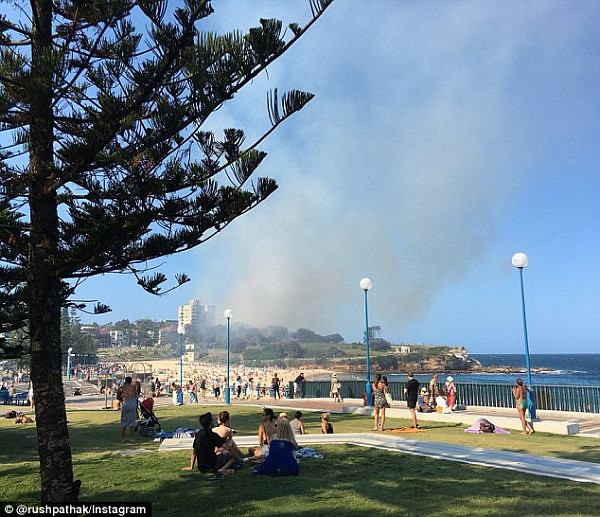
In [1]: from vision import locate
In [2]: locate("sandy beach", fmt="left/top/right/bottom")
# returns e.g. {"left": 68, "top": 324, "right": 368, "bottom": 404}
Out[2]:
{"left": 124, "top": 359, "right": 334, "bottom": 388}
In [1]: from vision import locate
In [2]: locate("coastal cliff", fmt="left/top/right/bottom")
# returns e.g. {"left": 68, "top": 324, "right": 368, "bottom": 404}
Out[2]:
{"left": 297, "top": 344, "right": 484, "bottom": 374}
{"left": 373, "top": 345, "right": 483, "bottom": 373}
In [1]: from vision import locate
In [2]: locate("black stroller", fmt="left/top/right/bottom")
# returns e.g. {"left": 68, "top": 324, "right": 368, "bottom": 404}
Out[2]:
{"left": 136, "top": 397, "right": 161, "bottom": 438}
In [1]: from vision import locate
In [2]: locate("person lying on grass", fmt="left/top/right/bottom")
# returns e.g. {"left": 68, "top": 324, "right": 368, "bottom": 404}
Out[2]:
{"left": 190, "top": 412, "right": 237, "bottom": 477}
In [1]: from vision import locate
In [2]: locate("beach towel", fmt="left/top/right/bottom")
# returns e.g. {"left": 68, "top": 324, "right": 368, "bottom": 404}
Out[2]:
{"left": 296, "top": 447, "right": 324, "bottom": 460}
{"left": 385, "top": 427, "right": 426, "bottom": 434}
{"left": 464, "top": 418, "right": 510, "bottom": 434}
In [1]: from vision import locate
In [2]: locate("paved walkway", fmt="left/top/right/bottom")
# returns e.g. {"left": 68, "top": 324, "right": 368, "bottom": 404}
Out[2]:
{"left": 58, "top": 379, "right": 600, "bottom": 438}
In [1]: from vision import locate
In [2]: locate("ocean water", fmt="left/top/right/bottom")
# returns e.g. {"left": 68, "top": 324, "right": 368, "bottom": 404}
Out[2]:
{"left": 406, "top": 354, "right": 600, "bottom": 387}
{"left": 328, "top": 354, "right": 600, "bottom": 387}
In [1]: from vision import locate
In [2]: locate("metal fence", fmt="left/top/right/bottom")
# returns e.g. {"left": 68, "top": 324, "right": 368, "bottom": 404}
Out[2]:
{"left": 296, "top": 381, "right": 600, "bottom": 413}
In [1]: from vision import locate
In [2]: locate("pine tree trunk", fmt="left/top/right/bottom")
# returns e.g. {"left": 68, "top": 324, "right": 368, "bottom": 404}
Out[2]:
{"left": 28, "top": 0, "right": 77, "bottom": 502}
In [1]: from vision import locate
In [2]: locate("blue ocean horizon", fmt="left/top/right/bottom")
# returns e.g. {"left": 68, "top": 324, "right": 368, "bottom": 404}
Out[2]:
{"left": 327, "top": 354, "right": 600, "bottom": 387}
{"left": 405, "top": 353, "right": 600, "bottom": 387}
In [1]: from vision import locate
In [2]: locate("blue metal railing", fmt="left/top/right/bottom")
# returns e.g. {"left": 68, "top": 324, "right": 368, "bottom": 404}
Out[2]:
{"left": 296, "top": 381, "right": 600, "bottom": 413}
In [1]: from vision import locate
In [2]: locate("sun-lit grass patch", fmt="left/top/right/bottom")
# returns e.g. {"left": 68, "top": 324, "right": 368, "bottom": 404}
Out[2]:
{"left": 1, "top": 405, "right": 599, "bottom": 515}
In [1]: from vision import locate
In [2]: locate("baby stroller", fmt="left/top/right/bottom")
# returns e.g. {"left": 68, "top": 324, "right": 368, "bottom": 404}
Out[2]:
{"left": 137, "top": 397, "right": 161, "bottom": 438}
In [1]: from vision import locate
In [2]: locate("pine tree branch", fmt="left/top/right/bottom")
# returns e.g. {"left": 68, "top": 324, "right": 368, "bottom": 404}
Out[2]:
{"left": 0, "top": 18, "right": 33, "bottom": 38}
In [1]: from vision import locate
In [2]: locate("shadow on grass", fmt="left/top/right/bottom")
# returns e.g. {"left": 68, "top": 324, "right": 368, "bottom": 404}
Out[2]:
{"left": 550, "top": 444, "right": 600, "bottom": 464}
{"left": 2, "top": 405, "right": 599, "bottom": 514}
{"left": 71, "top": 444, "right": 600, "bottom": 517}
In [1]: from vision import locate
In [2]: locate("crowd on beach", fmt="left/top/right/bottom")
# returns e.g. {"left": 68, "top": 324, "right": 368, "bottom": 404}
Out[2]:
{"left": 147, "top": 364, "right": 310, "bottom": 403}
{"left": 2, "top": 360, "right": 535, "bottom": 438}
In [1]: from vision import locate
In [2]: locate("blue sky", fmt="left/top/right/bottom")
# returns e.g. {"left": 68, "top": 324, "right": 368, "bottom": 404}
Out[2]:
{"left": 64, "top": 1, "right": 599, "bottom": 354}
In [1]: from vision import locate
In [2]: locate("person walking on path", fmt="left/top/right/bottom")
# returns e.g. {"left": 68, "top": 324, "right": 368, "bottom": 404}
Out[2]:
{"left": 118, "top": 376, "right": 138, "bottom": 442}
{"left": 404, "top": 372, "right": 420, "bottom": 428}
{"left": 330, "top": 373, "right": 342, "bottom": 403}
{"left": 372, "top": 373, "right": 389, "bottom": 431}
{"left": 512, "top": 378, "right": 535, "bottom": 435}
{"left": 429, "top": 374, "right": 438, "bottom": 408}
{"left": 28, "top": 382, "right": 34, "bottom": 412}
{"left": 445, "top": 376, "right": 457, "bottom": 411}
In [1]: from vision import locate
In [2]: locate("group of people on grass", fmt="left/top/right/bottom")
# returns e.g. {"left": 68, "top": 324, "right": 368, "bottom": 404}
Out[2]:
{"left": 181, "top": 407, "right": 334, "bottom": 479}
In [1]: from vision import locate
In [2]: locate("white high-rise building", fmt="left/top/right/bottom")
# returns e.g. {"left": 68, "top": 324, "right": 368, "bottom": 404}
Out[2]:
{"left": 177, "top": 299, "right": 215, "bottom": 331}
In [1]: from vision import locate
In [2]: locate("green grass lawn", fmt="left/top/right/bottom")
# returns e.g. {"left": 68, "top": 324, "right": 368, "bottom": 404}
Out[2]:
{"left": 1, "top": 405, "right": 599, "bottom": 516}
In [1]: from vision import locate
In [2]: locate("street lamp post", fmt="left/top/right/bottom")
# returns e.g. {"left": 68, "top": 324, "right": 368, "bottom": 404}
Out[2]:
{"left": 360, "top": 278, "right": 373, "bottom": 407}
{"left": 224, "top": 309, "right": 233, "bottom": 404}
{"left": 511, "top": 252, "right": 536, "bottom": 419}
{"left": 67, "top": 347, "right": 73, "bottom": 380}
{"left": 177, "top": 325, "right": 185, "bottom": 405}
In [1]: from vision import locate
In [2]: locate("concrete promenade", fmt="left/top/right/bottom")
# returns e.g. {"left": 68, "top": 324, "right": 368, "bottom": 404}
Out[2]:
{"left": 59, "top": 378, "right": 600, "bottom": 438}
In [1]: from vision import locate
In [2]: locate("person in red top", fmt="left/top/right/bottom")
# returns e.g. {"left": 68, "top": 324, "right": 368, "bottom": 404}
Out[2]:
{"left": 444, "top": 376, "right": 457, "bottom": 411}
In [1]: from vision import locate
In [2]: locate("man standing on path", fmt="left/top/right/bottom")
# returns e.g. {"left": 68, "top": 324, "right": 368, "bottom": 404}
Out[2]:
{"left": 118, "top": 376, "right": 138, "bottom": 442}
{"left": 404, "top": 372, "right": 420, "bottom": 429}
{"left": 272, "top": 373, "right": 281, "bottom": 399}
{"left": 294, "top": 373, "right": 305, "bottom": 399}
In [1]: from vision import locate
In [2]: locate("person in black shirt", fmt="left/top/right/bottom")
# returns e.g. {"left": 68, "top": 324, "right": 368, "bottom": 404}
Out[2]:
{"left": 404, "top": 372, "right": 420, "bottom": 429}
{"left": 294, "top": 373, "right": 305, "bottom": 399}
{"left": 193, "top": 412, "right": 236, "bottom": 478}
{"left": 271, "top": 374, "right": 280, "bottom": 399}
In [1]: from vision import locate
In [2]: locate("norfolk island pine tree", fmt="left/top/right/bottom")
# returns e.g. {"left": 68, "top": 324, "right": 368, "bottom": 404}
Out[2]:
{"left": 0, "top": 0, "right": 334, "bottom": 501}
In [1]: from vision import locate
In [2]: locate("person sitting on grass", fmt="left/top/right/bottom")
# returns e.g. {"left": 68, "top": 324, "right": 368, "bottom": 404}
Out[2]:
{"left": 253, "top": 416, "right": 300, "bottom": 477}
{"left": 320, "top": 412, "right": 333, "bottom": 434}
{"left": 183, "top": 410, "right": 245, "bottom": 470}
{"left": 192, "top": 412, "right": 237, "bottom": 479}
{"left": 214, "top": 410, "right": 245, "bottom": 460}
{"left": 275, "top": 415, "right": 299, "bottom": 452}
{"left": 290, "top": 411, "right": 308, "bottom": 435}
{"left": 249, "top": 407, "right": 278, "bottom": 459}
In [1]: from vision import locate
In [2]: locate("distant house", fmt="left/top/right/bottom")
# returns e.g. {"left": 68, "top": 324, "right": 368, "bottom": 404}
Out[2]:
{"left": 392, "top": 345, "right": 411, "bottom": 354}
{"left": 158, "top": 326, "right": 178, "bottom": 348}
{"left": 109, "top": 330, "right": 129, "bottom": 347}
{"left": 184, "top": 343, "right": 195, "bottom": 362}
{"left": 97, "top": 329, "right": 111, "bottom": 348}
